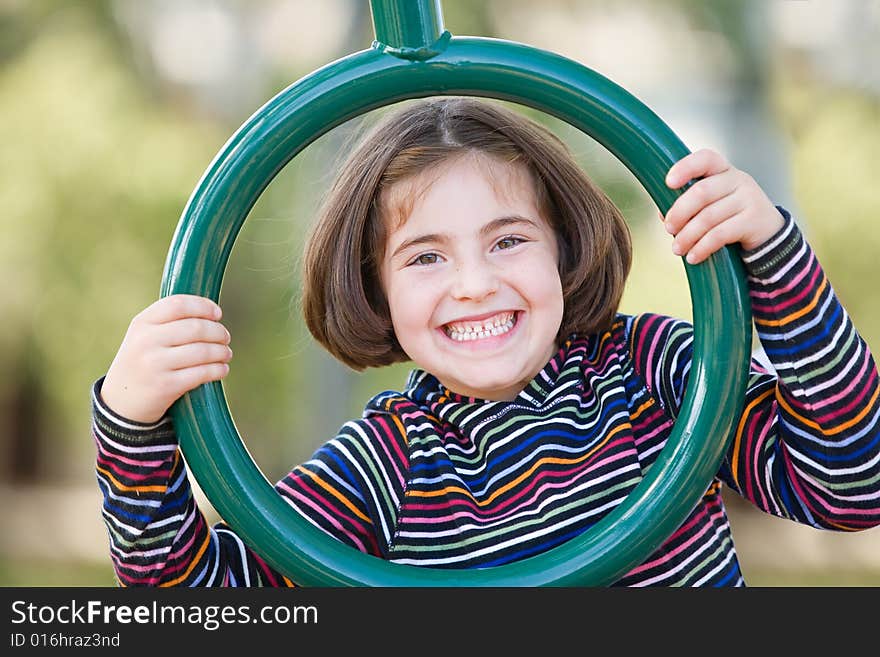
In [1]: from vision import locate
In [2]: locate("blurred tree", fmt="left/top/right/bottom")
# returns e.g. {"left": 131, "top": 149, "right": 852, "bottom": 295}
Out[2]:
{"left": 0, "top": 5, "right": 226, "bottom": 481}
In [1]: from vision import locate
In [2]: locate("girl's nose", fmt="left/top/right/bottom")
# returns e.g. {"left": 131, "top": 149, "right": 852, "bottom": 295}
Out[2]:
{"left": 450, "top": 259, "right": 499, "bottom": 301}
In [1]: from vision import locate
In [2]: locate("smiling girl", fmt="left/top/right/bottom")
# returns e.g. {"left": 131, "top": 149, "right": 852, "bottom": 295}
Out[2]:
{"left": 93, "top": 97, "right": 880, "bottom": 586}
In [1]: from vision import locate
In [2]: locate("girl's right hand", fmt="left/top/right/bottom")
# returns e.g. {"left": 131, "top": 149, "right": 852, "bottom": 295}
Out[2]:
{"left": 100, "top": 294, "right": 233, "bottom": 424}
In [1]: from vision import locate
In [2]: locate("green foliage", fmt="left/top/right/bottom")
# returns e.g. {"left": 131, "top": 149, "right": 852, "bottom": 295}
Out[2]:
{"left": 0, "top": 10, "right": 226, "bottom": 478}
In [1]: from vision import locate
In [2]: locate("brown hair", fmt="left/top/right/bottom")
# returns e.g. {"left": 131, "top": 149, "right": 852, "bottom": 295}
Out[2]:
{"left": 302, "top": 97, "right": 632, "bottom": 371}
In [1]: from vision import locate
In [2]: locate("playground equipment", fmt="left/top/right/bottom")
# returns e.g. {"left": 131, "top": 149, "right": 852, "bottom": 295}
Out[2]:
{"left": 160, "top": 0, "right": 752, "bottom": 586}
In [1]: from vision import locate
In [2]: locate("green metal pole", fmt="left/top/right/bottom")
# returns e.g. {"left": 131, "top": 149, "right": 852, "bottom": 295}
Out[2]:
{"left": 369, "top": 0, "right": 450, "bottom": 59}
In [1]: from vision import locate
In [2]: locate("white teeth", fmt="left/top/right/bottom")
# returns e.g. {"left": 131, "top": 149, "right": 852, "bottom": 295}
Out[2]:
{"left": 444, "top": 313, "right": 517, "bottom": 342}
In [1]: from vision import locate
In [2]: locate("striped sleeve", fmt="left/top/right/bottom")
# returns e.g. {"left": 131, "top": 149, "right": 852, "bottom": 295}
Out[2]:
{"left": 730, "top": 210, "right": 880, "bottom": 528}
{"left": 632, "top": 210, "right": 880, "bottom": 530}
{"left": 92, "top": 376, "right": 413, "bottom": 585}
{"left": 92, "top": 378, "right": 299, "bottom": 586}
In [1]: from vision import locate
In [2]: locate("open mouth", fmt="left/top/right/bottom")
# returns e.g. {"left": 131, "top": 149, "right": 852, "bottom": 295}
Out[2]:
{"left": 443, "top": 311, "right": 518, "bottom": 342}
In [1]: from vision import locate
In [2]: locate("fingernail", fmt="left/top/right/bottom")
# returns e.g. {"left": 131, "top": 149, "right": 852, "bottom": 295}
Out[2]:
{"left": 686, "top": 252, "right": 697, "bottom": 264}
{"left": 671, "top": 242, "right": 682, "bottom": 255}
{"left": 664, "top": 222, "right": 674, "bottom": 234}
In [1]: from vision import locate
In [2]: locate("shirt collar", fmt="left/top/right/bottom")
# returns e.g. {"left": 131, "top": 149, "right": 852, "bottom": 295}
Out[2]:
{"left": 400, "top": 335, "right": 579, "bottom": 409}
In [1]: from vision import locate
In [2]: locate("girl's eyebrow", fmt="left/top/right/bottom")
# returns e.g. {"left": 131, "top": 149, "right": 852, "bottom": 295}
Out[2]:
{"left": 389, "top": 215, "right": 539, "bottom": 260}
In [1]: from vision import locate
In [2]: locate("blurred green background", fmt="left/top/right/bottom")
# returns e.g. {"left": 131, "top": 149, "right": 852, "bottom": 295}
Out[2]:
{"left": 1, "top": 0, "right": 878, "bottom": 587}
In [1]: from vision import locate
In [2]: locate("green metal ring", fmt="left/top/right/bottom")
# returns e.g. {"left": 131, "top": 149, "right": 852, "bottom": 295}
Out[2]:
{"left": 161, "top": 36, "right": 752, "bottom": 586}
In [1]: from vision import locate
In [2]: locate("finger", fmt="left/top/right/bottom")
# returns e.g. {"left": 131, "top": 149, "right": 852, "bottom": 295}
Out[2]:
{"left": 163, "top": 343, "right": 233, "bottom": 371}
{"left": 670, "top": 193, "right": 743, "bottom": 257}
{"left": 663, "top": 169, "right": 739, "bottom": 234}
{"left": 680, "top": 213, "right": 746, "bottom": 264}
{"left": 139, "top": 294, "right": 223, "bottom": 324}
{"left": 158, "top": 318, "right": 231, "bottom": 347}
{"left": 665, "top": 148, "right": 731, "bottom": 190}
{"left": 170, "top": 363, "right": 231, "bottom": 393}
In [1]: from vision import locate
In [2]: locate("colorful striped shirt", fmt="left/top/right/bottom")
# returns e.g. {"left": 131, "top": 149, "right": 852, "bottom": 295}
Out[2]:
{"left": 92, "top": 211, "right": 880, "bottom": 586}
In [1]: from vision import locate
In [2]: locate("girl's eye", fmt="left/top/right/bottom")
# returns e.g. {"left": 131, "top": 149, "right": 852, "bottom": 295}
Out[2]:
{"left": 495, "top": 236, "right": 524, "bottom": 250}
{"left": 410, "top": 253, "right": 441, "bottom": 266}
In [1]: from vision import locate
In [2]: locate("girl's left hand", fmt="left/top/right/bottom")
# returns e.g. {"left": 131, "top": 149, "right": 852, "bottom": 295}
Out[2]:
{"left": 661, "top": 148, "right": 785, "bottom": 264}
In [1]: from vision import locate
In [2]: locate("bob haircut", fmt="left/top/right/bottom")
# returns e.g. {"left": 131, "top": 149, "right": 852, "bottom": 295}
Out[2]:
{"left": 302, "top": 96, "right": 632, "bottom": 371}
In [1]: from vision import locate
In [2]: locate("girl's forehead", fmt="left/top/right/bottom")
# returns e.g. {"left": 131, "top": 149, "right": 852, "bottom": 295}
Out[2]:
{"left": 381, "top": 153, "right": 535, "bottom": 231}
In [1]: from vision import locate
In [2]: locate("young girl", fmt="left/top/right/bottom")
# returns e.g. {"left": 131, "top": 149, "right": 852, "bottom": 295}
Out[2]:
{"left": 93, "top": 97, "right": 880, "bottom": 586}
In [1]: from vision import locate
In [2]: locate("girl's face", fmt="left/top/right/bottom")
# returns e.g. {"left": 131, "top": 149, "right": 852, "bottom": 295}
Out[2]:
{"left": 380, "top": 154, "right": 564, "bottom": 401}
